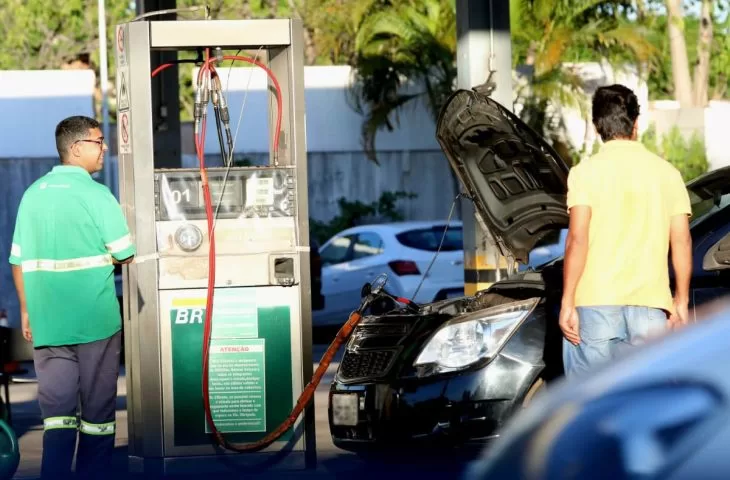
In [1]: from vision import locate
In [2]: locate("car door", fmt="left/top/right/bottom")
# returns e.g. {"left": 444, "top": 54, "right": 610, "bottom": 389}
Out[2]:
{"left": 314, "top": 232, "right": 387, "bottom": 326}
{"left": 315, "top": 234, "right": 357, "bottom": 326}
{"left": 336, "top": 232, "right": 387, "bottom": 308}
{"left": 692, "top": 227, "right": 730, "bottom": 312}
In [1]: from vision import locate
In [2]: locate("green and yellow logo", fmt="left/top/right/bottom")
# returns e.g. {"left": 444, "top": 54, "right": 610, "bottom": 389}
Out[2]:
{"left": 171, "top": 298, "right": 206, "bottom": 324}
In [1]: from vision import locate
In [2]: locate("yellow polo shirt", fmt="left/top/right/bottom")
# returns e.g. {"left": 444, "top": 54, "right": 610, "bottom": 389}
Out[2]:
{"left": 567, "top": 140, "right": 692, "bottom": 314}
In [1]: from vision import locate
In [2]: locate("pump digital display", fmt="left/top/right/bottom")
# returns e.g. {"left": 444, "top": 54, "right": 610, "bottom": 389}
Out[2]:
{"left": 155, "top": 168, "right": 295, "bottom": 221}
{"left": 164, "top": 179, "right": 243, "bottom": 209}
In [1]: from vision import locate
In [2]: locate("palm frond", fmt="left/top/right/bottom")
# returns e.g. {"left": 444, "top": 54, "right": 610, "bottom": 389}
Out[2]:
{"left": 360, "top": 93, "right": 421, "bottom": 163}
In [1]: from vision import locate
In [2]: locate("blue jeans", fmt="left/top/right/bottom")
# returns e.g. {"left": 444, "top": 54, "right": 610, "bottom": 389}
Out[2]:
{"left": 563, "top": 306, "right": 668, "bottom": 379}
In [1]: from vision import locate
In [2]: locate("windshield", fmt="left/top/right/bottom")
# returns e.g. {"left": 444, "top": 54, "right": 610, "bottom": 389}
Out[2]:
{"left": 688, "top": 176, "right": 730, "bottom": 227}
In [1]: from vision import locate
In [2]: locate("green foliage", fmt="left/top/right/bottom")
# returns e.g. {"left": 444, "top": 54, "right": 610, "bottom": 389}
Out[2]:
{"left": 642, "top": 10, "right": 730, "bottom": 101}
{"left": 641, "top": 124, "right": 709, "bottom": 181}
{"left": 309, "top": 190, "right": 417, "bottom": 244}
{"left": 349, "top": 0, "right": 456, "bottom": 162}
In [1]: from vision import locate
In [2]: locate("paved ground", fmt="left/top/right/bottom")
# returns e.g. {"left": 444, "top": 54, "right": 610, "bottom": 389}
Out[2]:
{"left": 7, "top": 344, "right": 481, "bottom": 479}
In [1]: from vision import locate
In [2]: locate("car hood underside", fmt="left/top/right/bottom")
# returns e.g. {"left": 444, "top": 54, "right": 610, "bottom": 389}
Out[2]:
{"left": 436, "top": 89, "right": 571, "bottom": 263}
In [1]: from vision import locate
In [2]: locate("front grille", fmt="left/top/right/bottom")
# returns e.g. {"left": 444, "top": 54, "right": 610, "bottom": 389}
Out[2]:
{"left": 339, "top": 350, "right": 396, "bottom": 380}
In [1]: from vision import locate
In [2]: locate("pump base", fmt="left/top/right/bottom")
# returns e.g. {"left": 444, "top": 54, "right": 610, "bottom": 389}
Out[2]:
{"left": 129, "top": 450, "right": 312, "bottom": 476}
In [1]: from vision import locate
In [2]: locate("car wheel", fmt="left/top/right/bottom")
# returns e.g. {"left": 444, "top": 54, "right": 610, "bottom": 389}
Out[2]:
{"left": 521, "top": 377, "right": 545, "bottom": 408}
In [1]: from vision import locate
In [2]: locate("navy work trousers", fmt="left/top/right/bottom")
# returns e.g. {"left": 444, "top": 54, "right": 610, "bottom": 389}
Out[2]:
{"left": 33, "top": 330, "right": 121, "bottom": 479}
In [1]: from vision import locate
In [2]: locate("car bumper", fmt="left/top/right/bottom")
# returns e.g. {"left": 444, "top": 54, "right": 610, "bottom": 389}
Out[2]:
{"left": 328, "top": 352, "right": 542, "bottom": 451}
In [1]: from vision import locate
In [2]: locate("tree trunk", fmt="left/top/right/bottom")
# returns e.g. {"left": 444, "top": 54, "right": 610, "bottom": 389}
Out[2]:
{"left": 242, "top": 0, "right": 253, "bottom": 19}
{"left": 693, "top": 0, "right": 713, "bottom": 107}
{"left": 665, "top": 0, "right": 694, "bottom": 107}
{"left": 636, "top": 0, "right": 647, "bottom": 22}
{"left": 268, "top": 0, "right": 278, "bottom": 19}
{"left": 303, "top": 27, "right": 318, "bottom": 65}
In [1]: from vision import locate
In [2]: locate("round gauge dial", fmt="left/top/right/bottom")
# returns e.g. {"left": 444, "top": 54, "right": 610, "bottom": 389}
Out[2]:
{"left": 174, "top": 224, "right": 204, "bottom": 252}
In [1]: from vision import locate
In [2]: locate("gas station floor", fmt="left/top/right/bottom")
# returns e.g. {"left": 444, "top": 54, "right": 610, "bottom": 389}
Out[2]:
{"left": 7, "top": 344, "right": 476, "bottom": 479}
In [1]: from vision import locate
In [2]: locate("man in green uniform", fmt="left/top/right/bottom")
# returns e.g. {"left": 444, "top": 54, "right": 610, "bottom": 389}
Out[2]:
{"left": 9, "top": 116, "right": 135, "bottom": 479}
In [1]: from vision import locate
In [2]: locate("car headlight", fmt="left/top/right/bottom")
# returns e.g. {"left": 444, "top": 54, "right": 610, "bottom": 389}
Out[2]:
{"left": 413, "top": 298, "right": 538, "bottom": 375}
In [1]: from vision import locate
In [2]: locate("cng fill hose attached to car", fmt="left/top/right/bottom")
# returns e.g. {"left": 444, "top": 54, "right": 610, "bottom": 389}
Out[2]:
{"left": 170, "top": 49, "right": 366, "bottom": 453}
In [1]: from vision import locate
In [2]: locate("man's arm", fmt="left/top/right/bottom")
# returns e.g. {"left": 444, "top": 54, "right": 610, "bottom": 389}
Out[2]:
{"left": 562, "top": 206, "right": 592, "bottom": 309}
{"left": 97, "top": 189, "right": 136, "bottom": 262}
{"left": 559, "top": 165, "right": 593, "bottom": 345}
{"left": 11, "top": 265, "right": 26, "bottom": 313}
{"left": 669, "top": 214, "right": 692, "bottom": 324}
{"left": 667, "top": 169, "right": 693, "bottom": 326}
{"left": 11, "top": 265, "right": 32, "bottom": 342}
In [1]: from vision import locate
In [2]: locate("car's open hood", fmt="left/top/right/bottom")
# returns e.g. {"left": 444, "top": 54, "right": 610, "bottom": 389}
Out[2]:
{"left": 436, "top": 89, "right": 571, "bottom": 263}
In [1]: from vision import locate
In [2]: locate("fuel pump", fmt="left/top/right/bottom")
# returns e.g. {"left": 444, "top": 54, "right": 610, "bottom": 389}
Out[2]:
{"left": 114, "top": 18, "right": 317, "bottom": 474}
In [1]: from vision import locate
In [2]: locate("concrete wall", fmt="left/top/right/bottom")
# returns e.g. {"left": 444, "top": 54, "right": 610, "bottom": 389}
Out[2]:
{"left": 648, "top": 100, "right": 730, "bottom": 170}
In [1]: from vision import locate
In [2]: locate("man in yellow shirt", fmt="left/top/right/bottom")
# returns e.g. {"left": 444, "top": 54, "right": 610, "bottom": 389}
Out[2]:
{"left": 559, "top": 84, "right": 693, "bottom": 378}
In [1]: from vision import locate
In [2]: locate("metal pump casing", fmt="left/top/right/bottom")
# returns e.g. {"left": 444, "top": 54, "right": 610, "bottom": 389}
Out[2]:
{"left": 114, "top": 18, "right": 314, "bottom": 475}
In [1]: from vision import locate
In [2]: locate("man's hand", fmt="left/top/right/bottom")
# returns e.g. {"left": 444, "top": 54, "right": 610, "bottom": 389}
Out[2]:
{"left": 559, "top": 304, "right": 581, "bottom": 345}
{"left": 21, "top": 311, "right": 32, "bottom": 343}
{"left": 669, "top": 298, "right": 690, "bottom": 330}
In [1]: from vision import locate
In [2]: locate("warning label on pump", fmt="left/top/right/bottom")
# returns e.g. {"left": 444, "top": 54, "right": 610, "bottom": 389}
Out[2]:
{"left": 116, "top": 26, "right": 127, "bottom": 67}
{"left": 206, "top": 338, "right": 267, "bottom": 433}
{"left": 119, "top": 112, "right": 131, "bottom": 154}
{"left": 117, "top": 71, "right": 129, "bottom": 112}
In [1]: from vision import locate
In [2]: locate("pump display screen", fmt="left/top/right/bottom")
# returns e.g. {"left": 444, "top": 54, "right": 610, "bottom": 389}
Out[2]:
{"left": 164, "top": 179, "right": 243, "bottom": 209}
{"left": 154, "top": 168, "right": 295, "bottom": 221}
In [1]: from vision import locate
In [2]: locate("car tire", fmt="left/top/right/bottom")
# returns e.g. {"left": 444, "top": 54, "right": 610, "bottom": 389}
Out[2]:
{"left": 521, "top": 377, "right": 545, "bottom": 408}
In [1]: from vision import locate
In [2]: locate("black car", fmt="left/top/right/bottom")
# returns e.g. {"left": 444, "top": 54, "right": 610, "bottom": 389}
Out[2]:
{"left": 327, "top": 88, "right": 730, "bottom": 452}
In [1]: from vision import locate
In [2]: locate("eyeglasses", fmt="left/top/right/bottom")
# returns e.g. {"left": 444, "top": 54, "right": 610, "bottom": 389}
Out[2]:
{"left": 74, "top": 139, "right": 105, "bottom": 147}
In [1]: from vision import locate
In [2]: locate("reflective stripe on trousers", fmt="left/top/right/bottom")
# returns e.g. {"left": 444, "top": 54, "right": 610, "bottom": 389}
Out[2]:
{"left": 43, "top": 416, "right": 78, "bottom": 430}
{"left": 79, "top": 420, "right": 115, "bottom": 435}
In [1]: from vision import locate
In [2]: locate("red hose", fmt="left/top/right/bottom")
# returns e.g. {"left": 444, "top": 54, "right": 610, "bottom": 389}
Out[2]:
{"left": 155, "top": 51, "right": 339, "bottom": 453}
{"left": 151, "top": 55, "right": 283, "bottom": 159}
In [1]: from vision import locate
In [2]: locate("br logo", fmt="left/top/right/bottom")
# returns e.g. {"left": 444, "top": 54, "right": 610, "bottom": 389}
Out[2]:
{"left": 174, "top": 308, "right": 205, "bottom": 324}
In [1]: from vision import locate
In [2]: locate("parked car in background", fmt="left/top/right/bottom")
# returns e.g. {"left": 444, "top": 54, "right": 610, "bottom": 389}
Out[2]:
{"left": 313, "top": 221, "right": 464, "bottom": 327}
{"left": 327, "top": 89, "right": 730, "bottom": 454}
{"left": 520, "top": 228, "right": 567, "bottom": 271}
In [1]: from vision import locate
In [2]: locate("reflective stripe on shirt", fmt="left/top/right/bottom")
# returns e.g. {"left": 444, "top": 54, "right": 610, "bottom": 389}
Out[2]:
{"left": 21, "top": 254, "right": 113, "bottom": 273}
{"left": 105, "top": 234, "right": 132, "bottom": 255}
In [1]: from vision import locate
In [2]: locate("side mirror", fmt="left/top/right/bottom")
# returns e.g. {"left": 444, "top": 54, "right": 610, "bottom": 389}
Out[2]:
{"left": 703, "top": 232, "right": 730, "bottom": 271}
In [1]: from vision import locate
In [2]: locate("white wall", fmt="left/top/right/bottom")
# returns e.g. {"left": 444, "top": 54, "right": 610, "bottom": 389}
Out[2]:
{"left": 197, "top": 65, "right": 440, "bottom": 155}
{"left": 553, "top": 62, "right": 651, "bottom": 156}
{"left": 649, "top": 99, "right": 730, "bottom": 171}
{"left": 0, "top": 70, "right": 96, "bottom": 158}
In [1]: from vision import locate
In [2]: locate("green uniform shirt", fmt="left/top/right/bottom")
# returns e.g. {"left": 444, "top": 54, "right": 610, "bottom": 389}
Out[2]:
{"left": 8, "top": 165, "right": 136, "bottom": 347}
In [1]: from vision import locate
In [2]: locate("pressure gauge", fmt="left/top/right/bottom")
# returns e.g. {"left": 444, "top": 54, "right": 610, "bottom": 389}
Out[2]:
{"left": 174, "top": 224, "right": 203, "bottom": 252}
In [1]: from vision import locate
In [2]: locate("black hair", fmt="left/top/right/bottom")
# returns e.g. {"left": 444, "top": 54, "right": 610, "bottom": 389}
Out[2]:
{"left": 591, "top": 84, "right": 640, "bottom": 142}
{"left": 55, "top": 116, "right": 101, "bottom": 162}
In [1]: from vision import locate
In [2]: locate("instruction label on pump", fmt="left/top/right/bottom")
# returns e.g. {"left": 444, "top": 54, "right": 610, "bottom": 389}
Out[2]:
{"left": 206, "top": 338, "right": 267, "bottom": 433}
{"left": 246, "top": 177, "right": 275, "bottom": 206}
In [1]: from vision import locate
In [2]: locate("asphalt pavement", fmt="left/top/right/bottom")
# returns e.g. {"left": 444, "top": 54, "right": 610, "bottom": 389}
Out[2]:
{"left": 7, "top": 343, "right": 479, "bottom": 480}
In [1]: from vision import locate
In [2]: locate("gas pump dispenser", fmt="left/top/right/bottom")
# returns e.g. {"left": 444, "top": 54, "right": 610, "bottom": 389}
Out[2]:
{"left": 114, "top": 18, "right": 315, "bottom": 474}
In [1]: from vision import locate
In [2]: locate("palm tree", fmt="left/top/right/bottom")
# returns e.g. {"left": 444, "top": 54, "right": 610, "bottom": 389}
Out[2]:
{"left": 510, "top": 0, "right": 658, "bottom": 159}
{"left": 348, "top": 0, "right": 456, "bottom": 163}
{"left": 350, "top": 0, "right": 657, "bottom": 164}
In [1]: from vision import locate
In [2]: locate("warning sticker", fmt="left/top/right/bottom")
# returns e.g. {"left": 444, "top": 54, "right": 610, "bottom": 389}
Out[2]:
{"left": 119, "top": 112, "right": 131, "bottom": 154}
{"left": 117, "top": 71, "right": 129, "bottom": 112}
{"left": 116, "top": 26, "right": 127, "bottom": 67}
